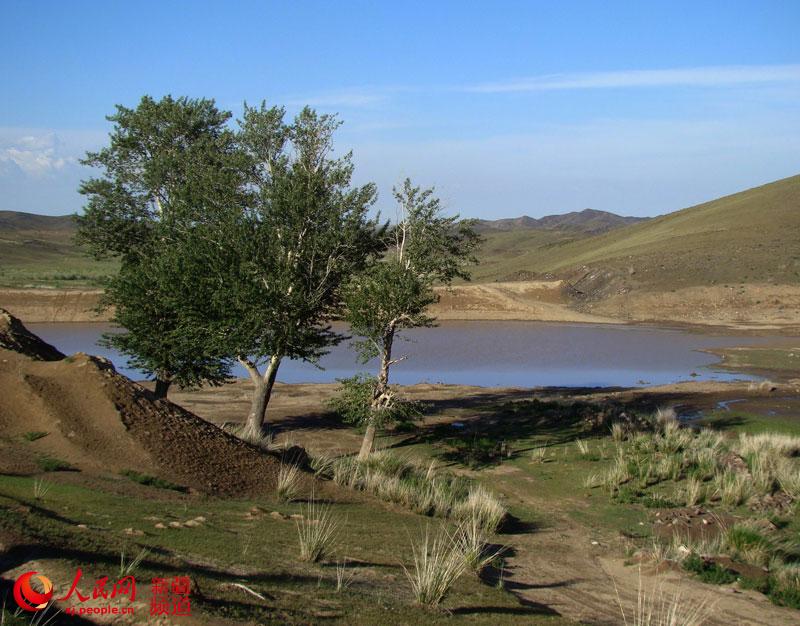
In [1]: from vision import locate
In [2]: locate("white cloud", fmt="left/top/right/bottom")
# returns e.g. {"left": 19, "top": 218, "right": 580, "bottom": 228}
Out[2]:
{"left": 0, "top": 132, "right": 78, "bottom": 176}
{"left": 463, "top": 64, "right": 800, "bottom": 94}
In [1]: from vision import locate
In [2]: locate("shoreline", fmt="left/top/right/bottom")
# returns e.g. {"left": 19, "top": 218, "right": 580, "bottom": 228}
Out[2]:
{"left": 3, "top": 284, "right": 800, "bottom": 336}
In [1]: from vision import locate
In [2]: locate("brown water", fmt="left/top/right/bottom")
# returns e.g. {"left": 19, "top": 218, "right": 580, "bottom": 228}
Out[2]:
{"left": 27, "top": 320, "right": 798, "bottom": 388}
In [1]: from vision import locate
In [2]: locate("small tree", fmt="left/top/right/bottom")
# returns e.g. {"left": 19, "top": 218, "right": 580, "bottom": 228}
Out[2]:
{"left": 203, "top": 104, "right": 383, "bottom": 437}
{"left": 76, "top": 95, "right": 243, "bottom": 397}
{"left": 342, "top": 179, "right": 481, "bottom": 459}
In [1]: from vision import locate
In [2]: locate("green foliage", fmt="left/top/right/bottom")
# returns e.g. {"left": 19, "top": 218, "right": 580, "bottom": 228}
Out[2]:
{"left": 22, "top": 431, "right": 48, "bottom": 442}
{"left": 683, "top": 554, "right": 738, "bottom": 584}
{"left": 76, "top": 95, "right": 243, "bottom": 391}
{"left": 328, "top": 374, "right": 423, "bottom": 428}
{"left": 119, "top": 470, "right": 187, "bottom": 492}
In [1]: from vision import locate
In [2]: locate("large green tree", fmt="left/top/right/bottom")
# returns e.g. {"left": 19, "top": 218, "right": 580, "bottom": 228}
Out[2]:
{"left": 342, "top": 179, "right": 481, "bottom": 459}
{"left": 76, "top": 95, "right": 244, "bottom": 397}
{"left": 200, "top": 104, "right": 383, "bottom": 437}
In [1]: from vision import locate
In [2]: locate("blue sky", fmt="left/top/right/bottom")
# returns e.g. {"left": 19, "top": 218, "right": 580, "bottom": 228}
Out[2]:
{"left": 1, "top": 0, "right": 799, "bottom": 218}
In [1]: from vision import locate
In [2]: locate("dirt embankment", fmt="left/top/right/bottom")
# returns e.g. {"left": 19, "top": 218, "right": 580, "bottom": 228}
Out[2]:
{"left": 0, "top": 288, "right": 107, "bottom": 322}
{"left": 4, "top": 280, "right": 800, "bottom": 331}
{"left": 0, "top": 309, "right": 282, "bottom": 496}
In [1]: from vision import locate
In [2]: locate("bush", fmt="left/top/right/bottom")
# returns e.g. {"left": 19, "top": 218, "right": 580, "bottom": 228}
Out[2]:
{"left": 327, "top": 374, "right": 423, "bottom": 429}
{"left": 683, "top": 554, "right": 737, "bottom": 585}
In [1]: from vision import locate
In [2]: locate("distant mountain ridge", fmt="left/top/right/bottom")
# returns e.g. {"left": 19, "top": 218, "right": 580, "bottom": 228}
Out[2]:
{"left": 475, "top": 208, "right": 647, "bottom": 235}
{"left": 0, "top": 211, "right": 75, "bottom": 232}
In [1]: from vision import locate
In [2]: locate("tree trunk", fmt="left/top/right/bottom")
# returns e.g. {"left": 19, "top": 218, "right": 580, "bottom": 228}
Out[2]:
{"left": 241, "top": 354, "right": 281, "bottom": 439}
{"left": 357, "top": 325, "right": 396, "bottom": 460}
{"left": 153, "top": 373, "right": 172, "bottom": 400}
{"left": 357, "top": 423, "right": 377, "bottom": 460}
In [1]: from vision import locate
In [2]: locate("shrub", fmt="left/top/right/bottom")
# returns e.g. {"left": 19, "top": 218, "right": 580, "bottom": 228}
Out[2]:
{"left": 327, "top": 374, "right": 422, "bottom": 430}
{"left": 683, "top": 554, "right": 737, "bottom": 585}
{"left": 402, "top": 525, "right": 465, "bottom": 606}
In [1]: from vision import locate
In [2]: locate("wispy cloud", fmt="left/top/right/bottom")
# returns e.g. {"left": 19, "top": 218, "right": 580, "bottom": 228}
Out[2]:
{"left": 287, "top": 89, "right": 390, "bottom": 109}
{"left": 464, "top": 64, "right": 800, "bottom": 93}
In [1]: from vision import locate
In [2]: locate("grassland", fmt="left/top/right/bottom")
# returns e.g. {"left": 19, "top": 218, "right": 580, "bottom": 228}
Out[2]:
{"left": 0, "top": 211, "right": 116, "bottom": 289}
{"left": 471, "top": 174, "right": 800, "bottom": 289}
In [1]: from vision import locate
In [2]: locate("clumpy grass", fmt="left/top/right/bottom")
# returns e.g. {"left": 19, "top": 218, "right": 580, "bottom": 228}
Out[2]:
{"left": 119, "top": 470, "right": 187, "bottom": 492}
{"left": 402, "top": 525, "right": 465, "bottom": 606}
{"left": 276, "top": 463, "right": 302, "bottom": 502}
{"left": 454, "top": 485, "right": 506, "bottom": 533}
{"left": 296, "top": 497, "right": 338, "bottom": 563}
{"left": 335, "top": 559, "right": 355, "bottom": 592}
{"left": 32, "top": 478, "right": 51, "bottom": 501}
{"left": 530, "top": 447, "right": 547, "bottom": 463}
{"left": 325, "top": 451, "right": 506, "bottom": 528}
{"left": 611, "top": 422, "right": 627, "bottom": 443}
{"left": 22, "top": 431, "right": 48, "bottom": 442}
{"left": 713, "top": 472, "right": 752, "bottom": 506}
{"left": 37, "top": 456, "right": 74, "bottom": 472}
{"left": 616, "top": 568, "right": 713, "bottom": 626}
{"left": 684, "top": 477, "right": 704, "bottom": 506}
{"left": 228, "top": 423, "right": 274, "bottom": 451}
{"left": 455, "top": 515, "right": 503, "bottom": 573}
{"left": 119, "top": 546, "right": 150, "bottom": 576}
{"left": 576, "top": 439, "right": 590, "bottom": 456}
{"left": 653, "top": 407, "right": 678, "bottom": 432}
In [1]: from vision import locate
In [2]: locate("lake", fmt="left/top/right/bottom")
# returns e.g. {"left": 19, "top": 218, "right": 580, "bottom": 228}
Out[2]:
{"left": 27, "top": 321, "right": 797, "bottom": 388}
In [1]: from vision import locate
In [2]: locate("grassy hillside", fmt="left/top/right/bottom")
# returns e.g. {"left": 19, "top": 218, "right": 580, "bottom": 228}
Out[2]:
{"left": 473, "top": 174, "right": 800, "bottom": 289}
{"left": 0, "top": 211, "right": 116, "bottom": 288}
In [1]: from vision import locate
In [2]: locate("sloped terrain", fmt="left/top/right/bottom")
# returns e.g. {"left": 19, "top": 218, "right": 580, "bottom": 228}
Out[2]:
{"left": 0, "top": 311, "right": 282, "bottom": 496}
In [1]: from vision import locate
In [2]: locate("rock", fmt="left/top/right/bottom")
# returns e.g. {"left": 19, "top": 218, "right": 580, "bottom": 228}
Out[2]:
{"left": 183, "top": 520, "right": 201, "bottom": 528}
{"left": 168, "top": 521, "right": 183, "bottom": 528}
{"left": 154, "top": 523, "right": 166, "bottom": 529}
{"left": 270, "top": 511, "right": 287, "bottom": 520}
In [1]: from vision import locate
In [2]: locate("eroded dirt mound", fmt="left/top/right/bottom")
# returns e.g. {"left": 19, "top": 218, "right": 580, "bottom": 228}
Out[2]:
{"left": 0, "top": 322, "right": 282, "bottom": 497}
{"left": 0, "top": 308, "right": 64, "bottom": 360}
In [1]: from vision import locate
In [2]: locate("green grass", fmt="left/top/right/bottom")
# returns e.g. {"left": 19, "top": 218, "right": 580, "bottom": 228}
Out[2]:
{"left": 119, "top": 469, "right": 187, "bottom": 492}
{"left": 0, "top": 211, "right": 116, "bottom": 288}
{"left": 21, "top": 430, "right": 48, "bottom": 441}
{"left": 470, "top": 174, "right": 800, "bottom": 287}
{"left": 0, "top": 472, "right": 571, "bottom": 625}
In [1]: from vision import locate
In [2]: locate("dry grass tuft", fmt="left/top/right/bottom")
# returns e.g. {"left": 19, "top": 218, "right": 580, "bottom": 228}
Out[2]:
{"left": 277, "top": 463, "right": 302, "bottom": 502}
{"left": 296, "top": 497, "right": 339, "bottom": 563}
{"left": 402, "top": 525, "right": 465, "bottom": 606}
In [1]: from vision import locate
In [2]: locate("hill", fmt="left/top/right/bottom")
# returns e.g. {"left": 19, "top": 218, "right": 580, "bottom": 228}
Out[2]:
{"left": 474, "top": 175, "right": 800, "bottom": 288}
{"left": 475, "top": 208, "right": 646, "bottom": 235}
{"left": 0, "top": 210, "right": 116, "bottom": 288}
